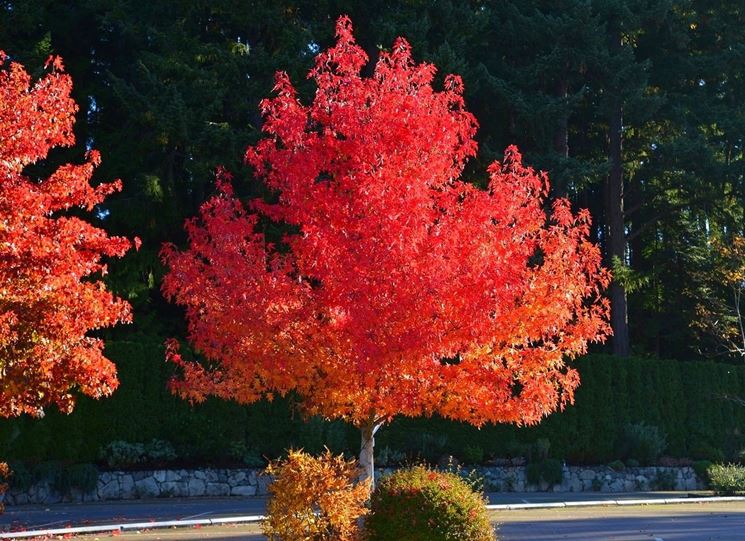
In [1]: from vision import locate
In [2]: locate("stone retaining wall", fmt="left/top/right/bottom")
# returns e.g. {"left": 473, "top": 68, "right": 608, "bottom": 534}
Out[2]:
{"left": 474, "top": 465, "right": 703, "bottom": 493}
{"left": 2, "top": 465, "right": 704, "bottom": 506}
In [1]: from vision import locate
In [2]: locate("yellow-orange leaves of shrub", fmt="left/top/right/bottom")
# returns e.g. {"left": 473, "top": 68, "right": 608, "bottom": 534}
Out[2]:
{"left": 0, "top": 462, "right": 9, "bottom": 514}
{"left": 263, "top": 449, "right": 370, "bottom": 541}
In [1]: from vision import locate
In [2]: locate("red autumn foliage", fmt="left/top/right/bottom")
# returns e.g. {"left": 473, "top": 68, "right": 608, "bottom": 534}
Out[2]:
{"left": 0, "top": 52, "right": 136, "bottom": 417}
{"left": 162, "top": 17, "right": 610, "bottom": 432}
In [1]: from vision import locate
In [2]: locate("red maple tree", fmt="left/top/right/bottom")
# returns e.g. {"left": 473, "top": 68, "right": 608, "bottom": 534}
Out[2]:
{"left": 162, "top": 17, "right": 610, "bottom": 482}
{"left": 0, "top": 52, "right": 137, "bottom": 418}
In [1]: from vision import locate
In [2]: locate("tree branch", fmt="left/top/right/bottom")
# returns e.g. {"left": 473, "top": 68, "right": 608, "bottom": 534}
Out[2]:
{"left": 625, "top": 193, "right": 733, "bottom": 242}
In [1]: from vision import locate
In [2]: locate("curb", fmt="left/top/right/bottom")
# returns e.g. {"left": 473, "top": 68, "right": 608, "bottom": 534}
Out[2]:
{"left": 0, "top": 514, "right": 266, "bottom": 539}
{"left": 2, "top": 496, "right": 744, "bottom": 539}
{"left": 485, "top": 495, "right": 745, "bottom": 511}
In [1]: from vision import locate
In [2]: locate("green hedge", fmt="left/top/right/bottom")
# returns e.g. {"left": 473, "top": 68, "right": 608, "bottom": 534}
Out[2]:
{"left": 0, "top": 340, "right": 352, "bottom": 464}
{"left": 378, "top": 354, "right": 745, "bottom": 464}
{"left": 1, "top": 347, "right": 744, "bottom": 466}
{"left": 540, "top": 354, "right": 745, "bottom": 463}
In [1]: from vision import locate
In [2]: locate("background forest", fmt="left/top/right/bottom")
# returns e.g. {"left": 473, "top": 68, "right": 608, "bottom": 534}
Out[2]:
{"left": 1, "top": 0, "right": 744, "bottom": 468}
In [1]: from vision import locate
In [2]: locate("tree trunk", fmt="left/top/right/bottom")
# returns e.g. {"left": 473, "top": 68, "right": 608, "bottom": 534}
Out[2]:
{"left": 358, "top": 420, "right": 382, "bottom": 487}
{"left": 554, "top": 77, "right": 569, "bottom": 158}
{"left": 606, "top": 28, "right": 631, "bottom": 357}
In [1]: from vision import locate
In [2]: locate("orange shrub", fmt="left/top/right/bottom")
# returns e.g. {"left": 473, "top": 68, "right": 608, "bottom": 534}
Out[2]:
{"left": 262, "top": 449, "right": 370, "bottom": 541}
{"left": 0, "top": 462, "right": 9, "bottom": 514}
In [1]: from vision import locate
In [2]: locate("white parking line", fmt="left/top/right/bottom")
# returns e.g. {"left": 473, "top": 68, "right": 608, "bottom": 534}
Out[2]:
{"left": 181, "top": 511, "right": 212, "bottom": 520}
{"left": 20, "top": 519, "right": 68, "bottom": 529}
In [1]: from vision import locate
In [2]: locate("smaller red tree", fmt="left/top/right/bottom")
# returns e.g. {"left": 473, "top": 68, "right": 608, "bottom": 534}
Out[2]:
{"left": 0, "top": 52, "right": 137, "bottom": 418}
{"left": 162, "top": 17, "right": 610, "bottom": 483}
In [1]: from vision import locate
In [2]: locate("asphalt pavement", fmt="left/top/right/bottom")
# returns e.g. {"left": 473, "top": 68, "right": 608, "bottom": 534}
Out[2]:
{"left": 0, "top": 497, "right": 263, "bottom": 532}
{"left": 0, "top": 492, "right": 728, "bottom": 541}
{"left": 494, "top": 502, "right": 745, "bottom": 541}
{"left": 37, "top": 501, "right": 745, "bottom": 541}
{"left": 0, "top": 491, "right": 704, "bottom": 532}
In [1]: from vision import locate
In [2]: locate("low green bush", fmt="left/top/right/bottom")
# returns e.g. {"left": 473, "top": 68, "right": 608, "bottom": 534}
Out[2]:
{"left": 503, "top": 440, "right": 528, "bottom": 459}
{"left": 619, "top": 423, "right": 666, "bottom": 466}
{"left": 227, "top": 441, "right": 264, "bottom": 466}
{"left": 376, "top": 446, "right": 406, "bottom": 467}
{"left": 99, "top": 441, "right": 145, "bottom": 468}
{"left": 461, "top": 445, "right": 485, "bottom": 465}
{"left": 658, "top": 456, "right": 693, "bottom": 467}
{"left": 526, "top": 462, "right": 541, "bottom": 485}
{"left": 6, "top": 461, "right": 33, "bottom": 491}
{"left": 526, "top": 458, "right": 563, "bottom": 487}
{"left": 541, "top": 458, "right": 563, "bottom": 486}
{"left": 366, "top": 465, "right": 493, "bottom": 541}
{"left": 693, "top": 460, "right": 713, "bottom": 485}
{"left": 652, "top": 469, "right": 676, "bottom": 490}
{"left": 99, "top": 439, "right": 176, "bottom": 469}
{"left": 65, "top": 464, "right": 99, "bottom": 493}
{"left": 528, "top": 438, "right": 551, "bottom": 463}
{"left": 690, "top": 442, "right": 725, "bottom": 463}
{"left": 441, "top": 460, "right": 486, "bottom": 494}
{"left": 414, "top": 432, "right": 450, "bottom": 464}
{"left": 33, "top": 461, "right": 63, "bottom": 488}
{"left": 8, "top": 462, "right": 99, "bottom": 495}
{"left": 607, "top": 460, "right": 625, "bottom": 472}
{"left": 707, "top": 463, "right": 745, "bottom": 494}
{"left": 240, "top": 448, "right": 264, "bottom": 468}
{"left": 145, "top": 439, "right": 177, "bottom": 463}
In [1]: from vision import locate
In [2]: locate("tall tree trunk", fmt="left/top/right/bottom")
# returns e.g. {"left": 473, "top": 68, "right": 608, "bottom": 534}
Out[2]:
{"left": 359, "top": 420, "right": 382, "bottom": 487}
{"left": 606, "top": 29, "right": 631, "bottom": 357}
{"left": 554, "top": 77, "right": 569, "bottom": 158}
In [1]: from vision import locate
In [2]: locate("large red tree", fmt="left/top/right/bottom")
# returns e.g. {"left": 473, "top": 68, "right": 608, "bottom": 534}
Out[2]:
{"left": 0, "top": 52, "right": 136, "bottom": 418}
{"left": 162, "top": 17, "right": 610, "bottom": 482}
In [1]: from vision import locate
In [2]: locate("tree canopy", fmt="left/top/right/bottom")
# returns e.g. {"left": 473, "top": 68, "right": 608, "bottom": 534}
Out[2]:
{"left": 161, "top": 16, "right": 610, "bottom": 480}
{"left": 0, "top": 52, "right": 136, "bottom": 417}
{"left": 1, "top": 0, "right": 745, "bottom": 472}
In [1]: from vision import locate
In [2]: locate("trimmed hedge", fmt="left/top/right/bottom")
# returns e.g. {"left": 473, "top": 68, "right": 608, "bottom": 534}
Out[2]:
{"left": 542, "top": 354, "right": 745, "bottom": 463}
{"left": 0, "top": 340, "right": 348, "bottom": 465}
{"left": 1, "top": 346, "right": 744, "bottom": 466}
{"left": 378, "top": 354, "right": 745, "bottom": 464}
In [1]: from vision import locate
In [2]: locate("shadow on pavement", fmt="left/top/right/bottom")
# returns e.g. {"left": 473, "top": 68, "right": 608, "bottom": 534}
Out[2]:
{"left": 496, "top": 509, "right": 745, "bottom": 541}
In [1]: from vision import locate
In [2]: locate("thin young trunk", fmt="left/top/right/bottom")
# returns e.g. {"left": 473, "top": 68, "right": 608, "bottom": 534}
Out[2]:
{"left": 359, "top": 420, "right": 381, "bottom": 487}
